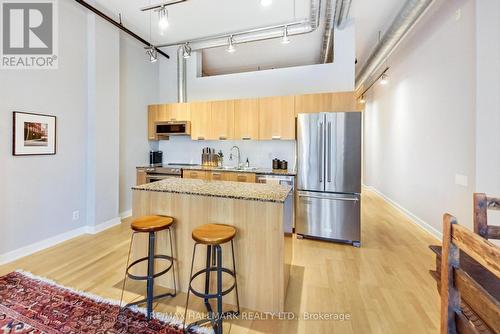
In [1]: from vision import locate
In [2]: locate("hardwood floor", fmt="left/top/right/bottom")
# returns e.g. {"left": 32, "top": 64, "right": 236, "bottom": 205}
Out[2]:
{"left": 0, "top": 189, "right": 440, "bottom": 333}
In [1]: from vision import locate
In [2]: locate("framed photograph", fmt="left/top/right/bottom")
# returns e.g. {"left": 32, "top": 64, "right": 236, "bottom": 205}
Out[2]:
{"left": 13, "top": 112, "right": 57, "bottom": 156}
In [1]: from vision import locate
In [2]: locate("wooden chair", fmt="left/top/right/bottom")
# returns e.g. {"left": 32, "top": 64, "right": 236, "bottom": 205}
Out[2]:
{"left": 474, "top": 193, "right": 500, "bottom": 240}
{"left": 440, "top": 214, "right": 500, "bottom": 334}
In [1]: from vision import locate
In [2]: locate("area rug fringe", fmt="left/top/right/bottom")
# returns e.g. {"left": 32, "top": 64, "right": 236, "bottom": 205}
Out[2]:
{"left": 14, "top": 269, "right": 213, "bottom": 334}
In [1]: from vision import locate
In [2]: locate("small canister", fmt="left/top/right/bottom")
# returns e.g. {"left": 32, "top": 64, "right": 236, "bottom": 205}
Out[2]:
{"left": 272, "top": 158, "right": 280, "bottom": 170}
{"left": 279, "top": 160, "right": 288, "bottom": 170}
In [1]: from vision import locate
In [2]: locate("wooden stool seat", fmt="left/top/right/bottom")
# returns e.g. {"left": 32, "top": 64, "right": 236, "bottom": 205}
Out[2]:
{"left": 131, "top": 215, "right": 174, "bottom": 232}
{"left": 192, "top": 223, "right": 236, "bottom": 245}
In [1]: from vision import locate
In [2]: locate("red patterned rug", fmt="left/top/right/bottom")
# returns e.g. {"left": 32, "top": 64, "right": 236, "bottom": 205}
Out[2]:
{"left": 0, "top": 271, "right": 205, "bottom": 334}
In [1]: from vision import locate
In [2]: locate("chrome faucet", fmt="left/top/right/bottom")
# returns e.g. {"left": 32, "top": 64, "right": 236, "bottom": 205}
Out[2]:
{"left": 229, "top": 145, "right": 241, "bottom": 168}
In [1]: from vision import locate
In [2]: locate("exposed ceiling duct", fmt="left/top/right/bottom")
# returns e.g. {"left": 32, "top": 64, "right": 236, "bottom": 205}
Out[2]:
{"left": 355, "top": 0, "right": 435, "bottom": 92}
{"left": 334, "top": 0, "right": 352, "bottom": 29}
{"left": 320, "top": 0, "right": 336, "bottom": 63}
{"left": 157, "top": 0, "right": 322, "bottom": 51}
{"left": 177, "top": 46, "right": 187, "bottom": 102}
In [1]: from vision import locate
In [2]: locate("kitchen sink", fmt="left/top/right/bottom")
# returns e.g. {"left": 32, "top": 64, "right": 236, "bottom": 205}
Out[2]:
{"left": 215, "top": 166, "right": 258, "bottom": 171}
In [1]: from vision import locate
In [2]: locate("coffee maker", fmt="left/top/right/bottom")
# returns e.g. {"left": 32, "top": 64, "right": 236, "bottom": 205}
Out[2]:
{"left": 149, "top": 151, "right": 163, "bottom": 166}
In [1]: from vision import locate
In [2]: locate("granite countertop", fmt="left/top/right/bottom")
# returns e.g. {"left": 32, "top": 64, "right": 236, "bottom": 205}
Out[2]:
{"left": 181, "top": 165, "right": 296, "bottom": 176}
{"left": 132, "top": 178, "right": 292, "bottom": 203}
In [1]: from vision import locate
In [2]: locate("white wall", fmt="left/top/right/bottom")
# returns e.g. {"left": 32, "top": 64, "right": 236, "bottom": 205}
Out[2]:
{"left": 159, "top": 137, "right": 295, "bottom": 169}
{"left": 475, "top": 0, "right": 500, "bottom": 226}
{"left": 158, "top": 22, "right": 355, "bottom": 102}
{"left": 0, "top": 0, "right": 88, "bottom": 254}
{"left": 363, "top": 0, "right": 476, "bottom": 237}
{"left": 119, "top": 35, "right": 159, "bottom": 214}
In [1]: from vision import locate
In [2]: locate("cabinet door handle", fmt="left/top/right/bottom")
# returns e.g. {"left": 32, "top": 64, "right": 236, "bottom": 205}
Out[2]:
{"left": 242, "top": 136, "right": 251, "bottom": 140}
{"left": 197, "top": 136, "right": 205, "bottom": 140}
{"left": 219, "top": 136, "right": 227, "bottom": 140}
{"left": 272, "top": 135, "right": 281, "bottom": 140}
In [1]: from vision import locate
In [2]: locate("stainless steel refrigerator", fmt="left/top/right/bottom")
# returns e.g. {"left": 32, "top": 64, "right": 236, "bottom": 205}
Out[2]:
{"left": 296, "top": 112, "right": 361, "bottom": 247}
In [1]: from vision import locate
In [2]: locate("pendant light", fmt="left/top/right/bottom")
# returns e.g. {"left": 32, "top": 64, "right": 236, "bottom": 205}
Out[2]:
{"left": 281, "top": 25, "right": 290, "bottom": 44}
{"left": 227, "top": 35, "right": 236, "bottom": 53}
{"left": 158, "top": 6, "right": 169, "bottom": 31}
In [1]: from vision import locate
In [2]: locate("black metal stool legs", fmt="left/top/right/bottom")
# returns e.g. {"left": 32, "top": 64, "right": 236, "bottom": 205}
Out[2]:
{"left": 183, "top": 242, "right": 240, "bottom": 334}
{"left": 120, "top": 228, "right": 176, "bottom": 320}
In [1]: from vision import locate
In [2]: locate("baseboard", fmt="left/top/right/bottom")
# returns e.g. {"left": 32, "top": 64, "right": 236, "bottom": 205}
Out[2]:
{"left": 363, "top": 185, "right": 442, "bottom": 241}
{"left": 85, "top": 217, "right": 122, "bottom": 235}
{"left": 119, "top": 209, "right": 132, "bottom": 219}
{"left": 0, "top": 216, "right": 123, "bottom": 265}
{"left": 0, "top": 225, "right": 89, "bottom": 266}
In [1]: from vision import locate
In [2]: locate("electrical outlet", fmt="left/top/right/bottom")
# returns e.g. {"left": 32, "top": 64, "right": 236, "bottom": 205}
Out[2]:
{"left": 72, "top": 210, "right": 80, "bottom": 221}
{"left": 455, "top": 174, "right": 468, "bottom": 187}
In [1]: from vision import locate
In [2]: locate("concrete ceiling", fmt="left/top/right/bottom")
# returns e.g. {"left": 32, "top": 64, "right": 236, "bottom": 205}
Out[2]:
{"left": 94, "top": 0, "right": 405, "bottom": 76}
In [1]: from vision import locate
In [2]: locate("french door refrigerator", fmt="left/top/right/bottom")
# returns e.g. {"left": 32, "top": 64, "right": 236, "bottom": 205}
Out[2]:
{"left": 296, "top": 112, "right": 361, "bottom": 247}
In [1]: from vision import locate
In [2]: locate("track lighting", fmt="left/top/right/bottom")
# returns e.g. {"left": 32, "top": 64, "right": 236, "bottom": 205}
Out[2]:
{"left": 182, "top": 43, "right": 191, "bottom": 59}
{"left": 158, "top": 6, "right": 169, "bottom": 31}
{"left": 227, "top": 35, "right": 236, "bottom": 53}
{"left": 281, "top": 25, "right": 290, "bottom": 44}
{"left": 146, "top": 46, "right": 158, "bottom": 63}
{"left": 379, "top": 73, "right": 389, "bottom": 85}
{"left": 260, "top": 0, "right": 272, "bottom": 7}
{"left": 359, "top": 95, "right": 366, "bottom": 104}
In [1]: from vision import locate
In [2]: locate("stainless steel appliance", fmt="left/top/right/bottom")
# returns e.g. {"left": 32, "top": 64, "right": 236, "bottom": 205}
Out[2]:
{"left": 144, "top": 166, "right": 182, "bottom": 183}
{"left": 296, "top": 112, "right": 361, "bottom": 247}
{"left": 149, "top": 151, "right": 163, "bottom": 166}
{"left": 155, "top": 121, "right": 191, "bottom": 139}
{"left": 257, "top": 174, "right": 295, "bottom": 231}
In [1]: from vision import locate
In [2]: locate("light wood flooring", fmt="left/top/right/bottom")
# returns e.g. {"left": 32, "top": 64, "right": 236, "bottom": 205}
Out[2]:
{"left": 0, "top": 189, "right": 440, "bottom": 333}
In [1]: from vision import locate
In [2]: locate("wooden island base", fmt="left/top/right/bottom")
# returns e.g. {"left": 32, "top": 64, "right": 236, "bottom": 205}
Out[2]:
{"left": 132, "top": 189, "right": 293, "bottom": 313}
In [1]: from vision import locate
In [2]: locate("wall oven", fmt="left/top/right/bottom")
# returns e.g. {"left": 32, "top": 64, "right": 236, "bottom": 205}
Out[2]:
{"left": 145, "top": 166, "right": 182, "bottom": 183}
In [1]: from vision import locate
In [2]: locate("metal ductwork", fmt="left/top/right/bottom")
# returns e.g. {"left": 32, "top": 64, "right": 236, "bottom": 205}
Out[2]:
{"left": 355, "top": 0, "right": 434, "bottom": 91}
{"left": 334, "top": 0, "right": 352, "bottom": 29}
{"left": 320, "top": 0, "right": 336, "bottom": 63}
{"left": 157, "top": 0, "right": 322, "bottom": 51}
{"left": 177, "top": 46, "right": 187, "bottom": 102}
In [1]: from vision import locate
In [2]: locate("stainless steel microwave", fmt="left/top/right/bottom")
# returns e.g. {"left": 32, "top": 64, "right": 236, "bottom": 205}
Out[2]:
{"left": 155, "top": 121, "right": 191, "bottom": 138}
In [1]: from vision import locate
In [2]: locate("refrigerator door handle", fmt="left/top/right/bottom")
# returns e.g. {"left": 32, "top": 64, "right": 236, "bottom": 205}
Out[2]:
{"left": 327, "top": 121, "right": 332, "bottom": 182}
{"left": 299, "top": 193, "right": 359, "bottom": 202}
{"left": 319, "top": 122, "right": 323, "bottom": 183}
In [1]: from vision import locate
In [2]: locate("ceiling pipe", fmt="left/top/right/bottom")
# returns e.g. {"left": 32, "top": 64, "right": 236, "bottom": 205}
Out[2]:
{"left": 156, "top": 0, "right": 322, "bottom": 51}
{"left": 355, "top": 0, "right": 434, "bottom": 91}
{"left": 334, "top": 0, "right": 352, "bottom": 29}
{"left": 177, "top": 46, "right": 187, "bottom": 102}
{"left": 320, "top": 0, "right": 336, "bottom": 63}
{"left": 73, "top": 0, "right": 169, "bottom": 59}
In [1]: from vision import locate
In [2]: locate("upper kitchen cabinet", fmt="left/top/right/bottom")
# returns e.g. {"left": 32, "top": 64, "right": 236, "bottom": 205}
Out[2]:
{"left": 148, "top": 105, "right": 158, "bottom": 140}
{"left": 190, "top": 102, "right": 212, "bottom": 140}
{"left": 158, "top": 103, "right": 190, "bottom": 121}
{"left": 234, "top": 98, "right": 259, "bottom": 140}
{"left": 210, "top": 100, "right": 235, "bottom": 140}
{"left": 295, "top": 92, "right": 360, "bottom": 114}
{"left": 258, "top": 96, "right": 295, "bottom": 140}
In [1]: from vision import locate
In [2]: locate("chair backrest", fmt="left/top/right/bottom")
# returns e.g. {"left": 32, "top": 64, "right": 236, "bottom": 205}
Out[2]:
{"left": 441, "top": 214, "right": 500, "bottom": 334}
{"left": 474, "top": 193, "right": 500, "bottom": 240}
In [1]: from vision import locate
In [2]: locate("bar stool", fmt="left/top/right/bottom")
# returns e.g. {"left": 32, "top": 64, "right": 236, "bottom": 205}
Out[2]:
{"left": 120, "top": 215, "right": 176, "bottom": 319}
{"left": 183, "top": 223, "right": 240, "bottom": 334}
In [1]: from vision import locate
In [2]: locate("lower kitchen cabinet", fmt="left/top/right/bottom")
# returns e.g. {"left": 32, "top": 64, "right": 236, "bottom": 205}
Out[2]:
{"left": 229, "top": 172, "right": 256, "bottom": 183}
{"left": 207, "top": 171, "right": 232, "bottom": 181}
{"left": 136, "top": 168, "right": 147, "bottom": 185}
{"left": 183, "top": 170, "right": 207, "bottom": 180}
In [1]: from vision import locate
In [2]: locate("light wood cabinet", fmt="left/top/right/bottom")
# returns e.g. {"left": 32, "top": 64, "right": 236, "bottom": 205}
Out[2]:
{"left": 136, "top": 168, "right": 147, "bottom": 185}
{"left": 148, "top": 105, "right": 159, "bottom": 140}
{"left": 183, "top": 170, "right": 207, "bottom": 180}
{"left": 295, "top": 92, "right": 361, "bottom": 114}
{"left": 158, "top": 103, "right": 190, "bottom": 121}
{"left": 207, "top": 171, "right": 232, "bottom": 181}
{"left": 258, "top": 96, "right": 295, "bottom": 140}
{"left": 229, "top": 172, "right": 256, "bottom": 183}
{"left": 234, "top": 98, "right": 259, "bottom": 140}
{"left": 189, "top": 102, "right": 212, "bottom": 140}
{"left": 210, "top": 100, "right": 234, "bottom": 140}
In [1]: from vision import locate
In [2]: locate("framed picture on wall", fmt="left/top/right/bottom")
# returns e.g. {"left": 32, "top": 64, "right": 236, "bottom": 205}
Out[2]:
{"left": 13, "top": 112, "right": 57, "bottom": 156}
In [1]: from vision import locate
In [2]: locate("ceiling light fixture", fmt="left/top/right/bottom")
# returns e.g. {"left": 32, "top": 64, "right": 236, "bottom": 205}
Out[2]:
{"left": 281, "top": 25, "right": 290, "bottom": 44}
{"left": 359, "top": 95, "right": 366, "bottom": 104}
{"left": 158, "top": 6, "right": 169, "bottom": 31}
{"left": 146, "top": 46, "right": 158, "bottom": 63}
{"left": 260, "top": 0, "right": 272, "bottom": 7}
{"left": 227, "top": 35, "right": 236, "bottom": 53}
{"left": 182, "top": 42, "right": 191, "bottom": 58}
{"left": 379, "top": 73, "right": 389, "bottom": 85}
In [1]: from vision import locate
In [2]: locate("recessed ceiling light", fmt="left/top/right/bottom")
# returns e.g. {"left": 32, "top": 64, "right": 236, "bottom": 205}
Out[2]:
{"left": 227, "top": 35, "right": 236, "bottom": 53}
{"left": 260, "top": 0, "right": 272, "bottom": 7}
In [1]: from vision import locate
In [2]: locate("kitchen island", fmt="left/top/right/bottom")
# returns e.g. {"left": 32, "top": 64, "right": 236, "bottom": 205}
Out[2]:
{"left": 131, "top": 178, "right": 293, "bottom": 313}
